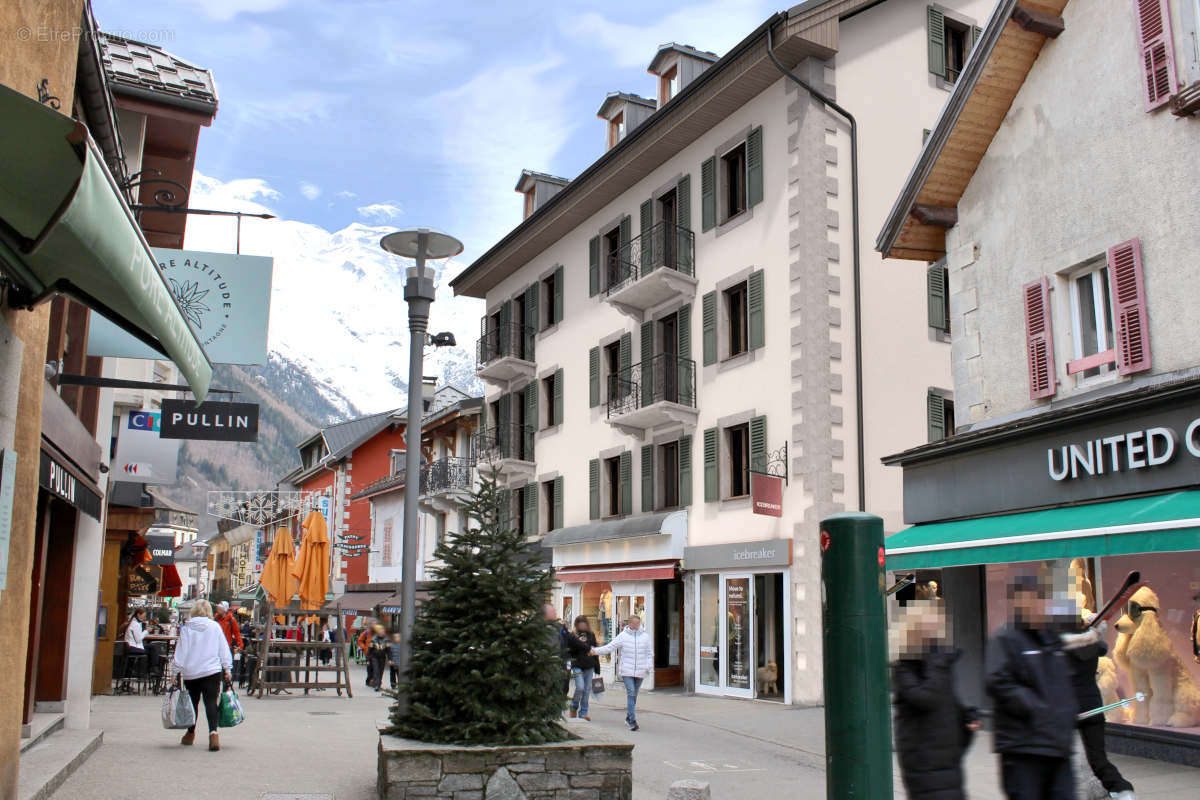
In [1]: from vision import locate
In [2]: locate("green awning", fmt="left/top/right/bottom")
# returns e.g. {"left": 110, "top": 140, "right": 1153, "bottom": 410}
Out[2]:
{"left": 885, "top": 491, "right": 1200, "bottom": 570}
{"left": 0, "top": 83, "right": 211, "bottom": 401}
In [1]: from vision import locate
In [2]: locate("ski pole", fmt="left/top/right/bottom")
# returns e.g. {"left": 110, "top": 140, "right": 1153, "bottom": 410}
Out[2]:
{"left": 1077, "top": 692, "right": 1145, "bottom": 721}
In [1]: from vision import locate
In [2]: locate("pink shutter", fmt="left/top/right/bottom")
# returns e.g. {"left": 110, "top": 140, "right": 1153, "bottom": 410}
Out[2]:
{"left": 1107, "top": 238, "right": 1152, "bottom": 375}
{"left": 1134, "top": 0, "right": 1178, "bottom": 110}
{"left": 1023, "top": 277, "right": 1056, "bottom": 399}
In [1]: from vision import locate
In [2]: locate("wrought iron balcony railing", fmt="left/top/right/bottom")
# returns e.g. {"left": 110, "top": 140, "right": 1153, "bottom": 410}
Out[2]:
{"left": 476, "top": 322, "right": 536, "bottom": 367}
{"left": 606, "top": 221, "right": 695, "bottom": 296}
{"left": 607, "top": 353, "right": 696, "bottom": 418}
{"left": 473, "top": 423, "right": 536, "bottom": 464}
{"left": 422, "top": 457, "right": 475, "bottom": 496}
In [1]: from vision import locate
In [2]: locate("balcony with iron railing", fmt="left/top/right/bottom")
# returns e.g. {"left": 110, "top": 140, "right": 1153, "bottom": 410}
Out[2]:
{"left": 605, "top": 221, "right": 697, "bottom": 313}
{"left": 606, "top": 352, "right": 698, "bottom": 433}
{"left": 421, "top": 456, "right": 475, "bottom": 497}
{"left": 472, "top": 423, "right": 536, "bottom": 484}
{"left": 476, "top": 321, "right": 536, "bottom": 384}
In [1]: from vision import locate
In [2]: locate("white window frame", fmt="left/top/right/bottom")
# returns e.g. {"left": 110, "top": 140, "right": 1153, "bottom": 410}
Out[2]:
{"left": 1065, "top": 260, "right": 1117, "bottom": 387}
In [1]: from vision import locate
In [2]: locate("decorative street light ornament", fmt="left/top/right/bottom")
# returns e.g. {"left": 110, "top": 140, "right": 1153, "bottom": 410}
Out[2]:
{"left": 206, "top": 490, "right": 324, "bottom": 525}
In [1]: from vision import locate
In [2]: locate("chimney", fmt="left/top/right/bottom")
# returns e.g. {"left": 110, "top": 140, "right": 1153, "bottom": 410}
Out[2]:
{"left": 597, "top": 92, "right": 656, "bottom": 150}
{"left": 515, "top": 170, "right": 569, "bottom": 219}
{"left": 648, "top": 43, "right": 718, "bottom": 108}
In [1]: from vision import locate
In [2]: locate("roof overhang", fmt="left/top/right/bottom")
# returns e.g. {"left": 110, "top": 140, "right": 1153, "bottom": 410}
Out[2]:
{"left": 543, "top": 510, "right": 685, "bottom": 547}
{"left": 596, "top": 92, "right": 656, "bottom": 120}
{"left": 648, "top": 43, "right": 719, "bottom": 75}
{"left": 876, "top": 0, "right": 1069, "bottom": 261}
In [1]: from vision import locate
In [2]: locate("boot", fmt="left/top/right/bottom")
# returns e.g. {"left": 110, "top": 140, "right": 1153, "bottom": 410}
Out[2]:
{"left": 569, "top": 709, "right": 577, "bottom": 718}
{"left": 180, "top": 730, "right": 195, "bottom": 746}
{"left": 209, "top": 732, "right": 220, "bottom": 751}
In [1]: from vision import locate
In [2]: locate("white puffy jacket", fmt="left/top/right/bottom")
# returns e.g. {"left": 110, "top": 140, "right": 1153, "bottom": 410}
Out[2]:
{"left": 172, "top": 617, "right": 232, "bottom": 681}
{"left": 593, "top": 626, "right": 654, "bottom": 679}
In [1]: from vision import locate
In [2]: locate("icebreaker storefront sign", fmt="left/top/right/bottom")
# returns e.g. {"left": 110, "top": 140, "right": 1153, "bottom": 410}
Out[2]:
{"left": 160, "top": 399, "right": 260, "bottom": 442}
{"left": 684, "top": 539, "right": 793, "bottom": 570}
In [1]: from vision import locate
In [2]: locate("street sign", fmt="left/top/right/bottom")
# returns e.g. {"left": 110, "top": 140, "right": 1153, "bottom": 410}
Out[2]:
{"left": 751, "top": 473, "right": 783, "bottom": 517}
{"left": 160, "top": 399, "right": 259, "bottom": 442}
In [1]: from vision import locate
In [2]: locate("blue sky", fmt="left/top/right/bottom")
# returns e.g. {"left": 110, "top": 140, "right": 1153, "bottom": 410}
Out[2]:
{"left": 93, "top": 0, "right": 777, "bottom": 260}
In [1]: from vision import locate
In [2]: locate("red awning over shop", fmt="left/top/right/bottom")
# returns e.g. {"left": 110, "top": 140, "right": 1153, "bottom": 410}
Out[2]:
{"left": 556, "top": 561, "right": 678, "bottom": 583}
{"left": 159, "top": 564, "right": 182, "bottom": 597}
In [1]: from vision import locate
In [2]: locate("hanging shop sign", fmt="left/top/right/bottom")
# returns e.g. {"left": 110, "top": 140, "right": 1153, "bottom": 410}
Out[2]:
{"left": 38, "top": 449, "right": 102, "bottom": 519}
{"left": 145, "top": 533, "right": 177, "bottom": 565}
{"left": 114, "top": 409, "right": 181, "bottom": 484}
{"left": 88, "top": 248, "right": 274, "bottom": 366}
{"left": 127, "top": 565, "right": 159, "bottom": 596}
{"left": 683, "top": 538, "right": 793, "bottom": 570}
{"left": 160, "top": 399, "right": 260, "bottom": 442}
{"left": 751, "top": 473, "right": 783, "bottom": 517}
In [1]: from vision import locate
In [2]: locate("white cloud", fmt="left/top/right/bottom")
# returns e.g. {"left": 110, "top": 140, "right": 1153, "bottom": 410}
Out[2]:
{"left": 335, "top": 190, "right": 358, "bottom": 200}
{"left": 183, "top": 0, "right": 291, "bottom": 21}
{"left": 232, "top": 91, "right": 337, "bottom": 128}
{"left": 356, "top": 203, "right": 404, "bottom": 222}
{"left": 299, "top": 182, "right": 321, "bottom": 200}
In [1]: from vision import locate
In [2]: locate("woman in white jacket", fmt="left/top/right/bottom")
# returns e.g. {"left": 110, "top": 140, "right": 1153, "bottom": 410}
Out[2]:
{"left": 592, "top": 615, "right": 654, "bottom": 731}
{"left": 172, "top": 600, "right": 233, "bottom": 751}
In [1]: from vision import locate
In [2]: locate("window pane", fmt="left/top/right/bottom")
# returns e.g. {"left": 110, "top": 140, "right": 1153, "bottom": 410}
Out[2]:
{"left": 1075, "top": 273, "right": 1100, "bottom": 357}
{"left": 699, "top": 575, "right": 720, "bottom": 687}
{"left": 1099, "top": 267, "right": 1114, "bottom": 347}
{"left": 725, "top": 577, "right": 751, "bottom": 690}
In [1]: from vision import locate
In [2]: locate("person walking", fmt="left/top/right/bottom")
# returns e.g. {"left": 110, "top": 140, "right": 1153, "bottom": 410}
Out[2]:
{"left": 568, "top": 616, "right": 600, "bottom": 721}
{"left": 985, "top": 573, "right": 1077, "bottom": 800}
{"left": 214, "top": 601, "right": 244, "bottom": 651}
{"left": 543, "top": 604, "right": 573, "bottom": 697}
{"left": 592, "top": 615, "right": 653, "bottom": 731}
{"left": 172, "top": 599, "right": 233, "bottom": 752}
{"left": 319, "top": 622, "right": 334, "bottom": 666}
{"left": 367, "top": 624, "right": 390, "bottom": 691}
{"left": 387, "top": 631, "right": 403, "bottom": 690}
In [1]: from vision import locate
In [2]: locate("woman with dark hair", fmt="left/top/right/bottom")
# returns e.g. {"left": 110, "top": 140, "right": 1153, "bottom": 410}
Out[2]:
{"left": 124, "top": 608, "right": 148, "bottom": 655}
{"left": 569, "top": 616, "right": 600, "bottom": 721}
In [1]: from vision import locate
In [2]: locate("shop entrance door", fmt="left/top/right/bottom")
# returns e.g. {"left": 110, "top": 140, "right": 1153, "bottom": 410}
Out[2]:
{"left": 721, "top": 575, "right": 754, "bottom": 697}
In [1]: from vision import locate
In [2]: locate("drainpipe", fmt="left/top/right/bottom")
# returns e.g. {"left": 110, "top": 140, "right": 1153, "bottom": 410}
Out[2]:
{"left": 766, "top": 25, "right": 866, "bottom": 513}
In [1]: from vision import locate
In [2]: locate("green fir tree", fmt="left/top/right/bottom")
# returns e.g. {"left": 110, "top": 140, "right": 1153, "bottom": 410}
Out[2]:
{"left": 386, "top": 470, "right": 568, "bottom": 745}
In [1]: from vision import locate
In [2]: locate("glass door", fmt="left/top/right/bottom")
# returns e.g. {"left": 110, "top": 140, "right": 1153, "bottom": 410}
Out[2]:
{"left": 723, "top": 575, "right": 754, "bottom": 697}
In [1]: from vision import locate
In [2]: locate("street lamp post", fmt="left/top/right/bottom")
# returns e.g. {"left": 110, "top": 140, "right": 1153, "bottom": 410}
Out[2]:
{"left": 380, "top": 227, "right": 463, "bottom": 715}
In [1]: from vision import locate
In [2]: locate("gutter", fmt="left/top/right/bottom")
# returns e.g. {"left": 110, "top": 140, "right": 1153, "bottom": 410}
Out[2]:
{"left": 766, "top": 21, "right": 867, "bottom": 513}
{"left": 874, "top": 0, "right": 1018, "bottom": 258}
{"left": 110, "top": 84, "right": 218, "bottom": 117}
{"left": 450, "top": 11, "right": 787, "bottom": 293}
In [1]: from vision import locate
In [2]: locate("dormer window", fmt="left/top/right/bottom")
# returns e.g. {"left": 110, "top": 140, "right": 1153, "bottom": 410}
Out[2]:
{"left": 608, "top": 111, "right": 626, "bottom": 148}
{"left": 659, "top": 65, "right": 679, "bottom": 106}
{"left": 515, "top": 169, "right": 569, "bottom": 218}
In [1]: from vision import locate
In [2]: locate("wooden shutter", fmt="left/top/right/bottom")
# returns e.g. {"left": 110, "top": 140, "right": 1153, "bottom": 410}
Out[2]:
{"left": 927, "top": 6, "right": 946, "bottom": 78}
{"left": 525, "top": 381, "right": 538, "bottom": 432}
{"left": 748, "top": 269, "right": 765, "bottom": 350}
{"left": 927, "top": 263, "right": 948, "bottom": 332}
{"left": 497, "top": 393, "right": 512, "bottom": 454}
{"left": 499, "top": 300, "right": 512, "bottom": 356}
{"left": 640, "top": 321, "right": 654, "bottom": 408}
{"left": 619, "top": 332, "right": 632, "bottom": 400}
{"left": 703, "top": 427, "right": 719, "bottom": 502}
{"left": 702, "top": 291, "right": 717, "bottom": 365}
{"left": 553, "top": 476, "right": 563, "bottom": 530}
{"left": 523, "top": 483, "right": 537, "bottom": 536}
{"left": 619, "top": 215, "right": 631, "bottom": 249}
{"left": 588, "top": 459, "right": 600, "bottom": 520}
{"left": 640, "top": 199, "right": 654, "bottom": 272}
{"left": 524, "top": 283, "right": 538, "bottom": 355}
{"left": 927, "top": 391, "right": 947, "bottom": 442}
{"left": 970, "top": 25, "right": 982, "bottom": 53}
{"left": 479, "top": 315, "right": 489, "bottom": 361}
{"left": 749, "top": 415, "right": 767, "bottom": 474}
{"left": 641, "top": 444, "right": 655, "bottom": 513}
{"left": 746, "top": 126, "right": 763, "bottom": 207}
{"left": 589, "top": 236, "right": 600, "bottom": 297}
{"left": 553, "top": 368, "right": 564, "bottom": 425}
{"left": 1023, "top": 277, "right": 1056, "bottom": 400}
{"left": 1134, "top": 0, "right": 1178, "bottom": 111}
{"left": 498, "top": 488, "right": 512, "bottom": 531}
{"left": 678, "top": 436, "right": 693, "bottom": 506}
{"left": 1107, "top": 238, "right": 1152, "bottom": 375}
{"left": 700, "top": 157, "right": 716, "bottom": 232}
{"left": 589, "top": 346, "right": 600, "bottom": 408}
{"left": 619, "top": 451, "right": 632, "bottom": 516}
{"left": 676, "top": 174, "right": 693, "bottom": 275}
{"left": 677, "top": 304, "right": 692, "bottom": 406}
{"left": 553, "top": 265, "right": 564, "bottom": 325}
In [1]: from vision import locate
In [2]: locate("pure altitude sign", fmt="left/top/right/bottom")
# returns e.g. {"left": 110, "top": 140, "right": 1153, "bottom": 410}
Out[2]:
{"left": 160, "top": 399, "right": 260, "bottom": 442}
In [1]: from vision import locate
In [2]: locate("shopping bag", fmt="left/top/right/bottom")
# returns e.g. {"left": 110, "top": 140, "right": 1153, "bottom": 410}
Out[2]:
{"left": 161, "top": 685, "right": 195, "bottom": 730}
{"left": 218, "top": 686, "right": 246, "bottom": 728}
{"left": 591, "top": 676, "right": 606, "bottom": 695}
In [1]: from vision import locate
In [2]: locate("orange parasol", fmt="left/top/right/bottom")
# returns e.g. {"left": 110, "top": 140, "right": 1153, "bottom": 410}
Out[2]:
{"left": 259, "top": 527, "right": 298, "bottom": 608}
{"left": 291, "top": 510, "right": 329, "bottom": 611}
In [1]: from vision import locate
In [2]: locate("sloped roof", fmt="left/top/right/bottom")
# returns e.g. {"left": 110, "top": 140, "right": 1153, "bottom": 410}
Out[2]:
{"left": 99, "top": 32, "right": 218, "bottom": 115}
{"left": 515, "top": 169, "right": 570, "bottom": 193}
{"left": 648, "top": 42, "right": 719, "bottom": 74}
{"left": 596, "top": 91, "right": 657, "bottom": 119}
{"left": 322, "top": 408, "right": 400, "bottom": 460}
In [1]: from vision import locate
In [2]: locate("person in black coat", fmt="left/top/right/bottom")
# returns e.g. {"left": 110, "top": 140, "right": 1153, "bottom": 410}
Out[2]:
{"left": 985, "top": 574, "right": 1077, "bottom": 800}
{"left": 1063, "top": 620, "right": 1134, "bottom": 797}
{"left": 568, "top": 616, "right": 601, "bottom": 720}
{"left": 893, "top": 602, "right": 979, "bottom": 800}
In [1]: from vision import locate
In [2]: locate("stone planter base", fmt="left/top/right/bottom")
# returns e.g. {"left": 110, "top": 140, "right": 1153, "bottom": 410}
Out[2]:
{"left": 377, "top": 722, "right": 633, "bottom": 800}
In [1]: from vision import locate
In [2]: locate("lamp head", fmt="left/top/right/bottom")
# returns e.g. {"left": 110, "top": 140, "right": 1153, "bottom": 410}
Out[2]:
{"left": 429, "top": 332, "right": 456, "bottom": 348}
{"left": 379, "top": 227, "right": 463, "bottom": 260}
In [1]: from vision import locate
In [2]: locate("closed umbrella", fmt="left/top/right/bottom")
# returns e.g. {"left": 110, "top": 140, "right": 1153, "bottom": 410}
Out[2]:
{"left": 259, "top": 527, "right": 297, "bottom": 608}
{"left": 291, "top": 510, "right": 329, "bottom": 611}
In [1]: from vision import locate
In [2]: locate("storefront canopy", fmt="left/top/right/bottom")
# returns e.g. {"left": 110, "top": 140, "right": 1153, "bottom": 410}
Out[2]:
{"left": 885, "top": 491, "right": 1200, "bottom": 571}
{"left": 543, "top": 510, "right": 684, "bottom": 547}
{"left": 0, "top": 84, "right": 212, "bottom": 401}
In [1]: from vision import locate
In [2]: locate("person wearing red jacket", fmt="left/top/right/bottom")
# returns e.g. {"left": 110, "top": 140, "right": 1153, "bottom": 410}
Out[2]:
{"left": 214, "top": 601, "right": 244, "bottom": 650}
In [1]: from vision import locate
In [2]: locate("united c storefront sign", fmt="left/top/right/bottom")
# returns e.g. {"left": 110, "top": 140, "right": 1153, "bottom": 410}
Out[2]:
{"left": 751, "top": 473, "right": 783, "bottom": 517}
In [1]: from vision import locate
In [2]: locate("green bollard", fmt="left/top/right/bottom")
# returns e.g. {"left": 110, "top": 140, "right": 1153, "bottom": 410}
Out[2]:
{"left": 819, "top": 511, "right": 893, "bottom": 799}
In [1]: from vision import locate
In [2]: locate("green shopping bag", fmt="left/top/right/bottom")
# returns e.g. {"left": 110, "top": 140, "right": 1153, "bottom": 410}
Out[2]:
{"left": 218, "top": 685, "right": 245, "bottom": 728}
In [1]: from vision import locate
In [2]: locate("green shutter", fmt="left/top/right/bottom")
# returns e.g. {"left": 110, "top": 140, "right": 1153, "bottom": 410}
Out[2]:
{"left": 677, "top": 304, "right": 692, "bottom": 406}
{"left": 927, "top": 6, "right": 946, "bottom": 79}
{"left": 499, "top": 300, "right": 512, "bottom": 356}
{"left": 928, "top": 391, "right": 947, "bottom": 442}
{"left": 678, "top": 436, "right": 693, "bottom": 506}
{"left": 619, "top": 216, "right": 631, "bottom": 248}
{"left": 747, "top": 269, "right": 765, "bottom": 350}
{"left": 498, "top": 488, "right": 512, "bottom": 531}
{"left": 498, "top": 393, "right": 511, "bottom": 456}
{"left": 676, "top": 174, "right": 692, "bottom": 275}
{"left": 641, "top": 444, "right": 654, "bottom": 513}
{"left": 589, "top": 235, "right": 600, "bottom": 297}
{"left": 619, "top": 332, "right": 632, "bottom": 400}
{"left": 702, "top": 291, "right": 717, "bottom": 366}
{"left": 553, "top": 368, "right": 563, "bottom": 426}
{"left": 480, "top": 315, "right": 489, "bottom": 361}
{"left": 589, "top": 347, "right": 600, "bottom": 408}
{"left": 746, "top": 126, "right": 763, "bottom": 207}
{"left": 922, "top": 128, "right": 931, "bottom": 145}
{"left": 700, "top": 157, "right": 716, "bottom": 232}
{"left": 640, "top": 321, "right": 654, "bottom": 407}
{"left": 553, "top": 265, "right": 564, "bottom": 324}
{"left": 553, "top": 476, "right": 563, "bottom": 529}
{"left": 524, "top": 283, "right": 538, "bottom": 355}
{"left": 589, "top": 459, "right": 600, "bottom": 520}
{"left": 525, "top": 382, "right": 538, "bottom": 432}
{"left": 750, "top": 415, "right": 767, "bottom": 474}
{"left": 619, "top": 451, "right": 632, "bottom": 517}
{"left": 640, "top": 199, "right": 654, "bottom": 272}
{"left": 970, "top": 25, "right": 983, "bottom": 53}
{"left": 523, "top": 483, "right": 537, "bottom": 536}
{"left": 703, "top": 427, "right": 719, "bottom": 502}
{"left": 928, "top": 263, "right": 948, "bottom": 332}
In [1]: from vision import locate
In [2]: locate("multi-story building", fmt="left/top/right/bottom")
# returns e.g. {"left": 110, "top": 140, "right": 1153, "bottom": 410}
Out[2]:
{"left": 877, "top": 0, "right": 1200, "bottom": 760}
{"left": 452, "top": 0, "right": 996, "bottom": 702}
